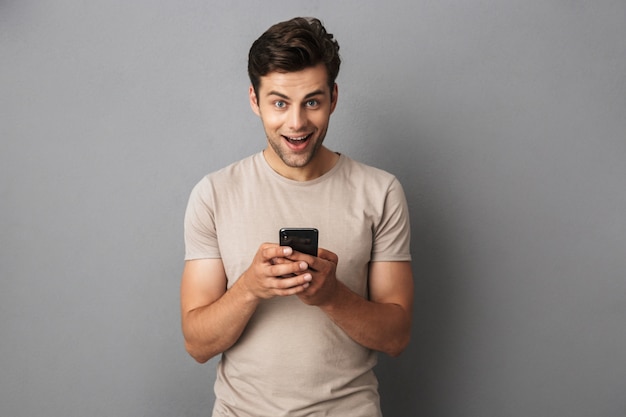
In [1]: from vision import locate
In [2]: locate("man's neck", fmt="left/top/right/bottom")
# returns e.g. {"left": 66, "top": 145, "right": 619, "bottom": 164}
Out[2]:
{"left": 263, "top": 146, "right": 340, "bottom": 182}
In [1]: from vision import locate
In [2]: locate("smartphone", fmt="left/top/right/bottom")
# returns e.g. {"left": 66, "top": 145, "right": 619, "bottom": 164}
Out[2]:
{"left": 279, "top": 228, "right": 318, "bottom": 256}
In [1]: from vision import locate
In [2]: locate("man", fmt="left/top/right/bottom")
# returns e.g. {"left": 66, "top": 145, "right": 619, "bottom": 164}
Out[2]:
{"left": 181, "top": 17, "right": 413, "bottom": 417}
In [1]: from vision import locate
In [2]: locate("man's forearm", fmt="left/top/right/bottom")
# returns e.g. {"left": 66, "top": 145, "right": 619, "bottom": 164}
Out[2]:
{"left": 318, "top": 281, "right": 412, "bottom": 357}
{"left": 182, "top": 280, "right": 260, "bottom": 363}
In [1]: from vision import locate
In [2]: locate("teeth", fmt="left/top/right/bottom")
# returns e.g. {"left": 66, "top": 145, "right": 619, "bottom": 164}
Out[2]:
{"left": 285, "top": 134, "right": 310, "bottom": 141}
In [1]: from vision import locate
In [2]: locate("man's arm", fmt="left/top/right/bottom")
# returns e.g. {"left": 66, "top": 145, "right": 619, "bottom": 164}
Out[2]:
{"left": 180, "top": 258, "right": 256, "bottom": 363}
{"left": 180, "top": 245, "right": 313, "bottom": 363}
{"left": 298, "top": 252, "right": 414, "bottom": 357}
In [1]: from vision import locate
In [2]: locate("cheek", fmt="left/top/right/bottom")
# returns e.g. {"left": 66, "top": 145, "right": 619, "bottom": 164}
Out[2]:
{"left": 260, "top": 113, "right": 284, "bottom": 130}
{"left": 310, "top": 113, "right": 330, "bottom": 128}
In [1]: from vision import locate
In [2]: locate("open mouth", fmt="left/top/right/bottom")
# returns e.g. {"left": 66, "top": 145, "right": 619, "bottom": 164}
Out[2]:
{"left": 282, "top": 133, "right": 312, "bottom": 145}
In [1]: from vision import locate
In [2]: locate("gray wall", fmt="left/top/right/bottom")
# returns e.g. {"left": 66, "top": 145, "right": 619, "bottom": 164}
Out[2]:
{"left": 2, "top": 1, "right": 625, "bottom": 416}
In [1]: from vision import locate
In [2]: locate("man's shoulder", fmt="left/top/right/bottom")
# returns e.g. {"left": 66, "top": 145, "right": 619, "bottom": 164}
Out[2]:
{"left": 338, "top": 154, "right": 399, "bottom": 186}
{"left": 211, "top": 152, "right": 260, "bottom": 177}
{"left": 189, "top": 153, "right": 262, "bottom": 197}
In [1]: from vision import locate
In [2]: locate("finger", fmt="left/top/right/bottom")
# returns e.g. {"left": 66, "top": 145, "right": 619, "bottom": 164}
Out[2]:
{"left": 273, "top": 273, "right": 313, "bottom": 290}
{"left": 269, "top": 260, "right": 308, "bottom": 278}
{"left": 261, "top": 244, "right": 293, "bottom": 261}
{"left": 282, "top": 250, "right": 316, "bottom": 263}
{"left": 270, "top": 257, "right": 290, "bottom": 266}
{"left": 317, "top": 248, "right": 338, "bottom": 264}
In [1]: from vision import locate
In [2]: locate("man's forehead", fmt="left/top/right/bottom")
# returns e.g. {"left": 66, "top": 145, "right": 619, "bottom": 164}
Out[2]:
{"left": 258, "top": 65, "right": 330, "bottom": 97}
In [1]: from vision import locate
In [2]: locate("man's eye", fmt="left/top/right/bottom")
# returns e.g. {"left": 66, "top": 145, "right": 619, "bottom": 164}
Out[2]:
{"left": 306, "top": 100, "right": 319, "bottom": 107}
{"left": 274, "top": 101, "right": 286, "bottom": 108}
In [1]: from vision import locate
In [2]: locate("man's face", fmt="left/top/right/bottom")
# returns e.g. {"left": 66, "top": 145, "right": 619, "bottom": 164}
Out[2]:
{"left": 250, "top": 64, "right": 338, "bottom": 172}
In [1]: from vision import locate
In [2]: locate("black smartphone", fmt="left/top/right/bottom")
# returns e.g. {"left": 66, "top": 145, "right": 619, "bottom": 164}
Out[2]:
{"left": 279, "top": 228, "right": 318, "bottom": 256}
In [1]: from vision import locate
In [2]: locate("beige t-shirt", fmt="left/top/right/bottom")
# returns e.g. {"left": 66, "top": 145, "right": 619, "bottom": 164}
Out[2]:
{"left": 184, "top": 152, "right": 411, "bottom": 417}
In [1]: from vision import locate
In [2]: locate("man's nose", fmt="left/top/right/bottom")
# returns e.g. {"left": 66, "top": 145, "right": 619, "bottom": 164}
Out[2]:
{"left": 287, "top": 106, "right": 306, "bottom": 131}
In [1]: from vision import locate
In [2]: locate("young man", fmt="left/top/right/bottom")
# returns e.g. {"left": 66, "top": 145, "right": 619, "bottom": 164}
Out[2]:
{"left": 181, "top": 17, "right": 413, "bottom": 417}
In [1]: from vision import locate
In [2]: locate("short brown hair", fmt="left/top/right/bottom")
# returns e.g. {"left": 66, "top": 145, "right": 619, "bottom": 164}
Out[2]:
{"left": 248, "top": 17, "right": 341, "bottom": 96}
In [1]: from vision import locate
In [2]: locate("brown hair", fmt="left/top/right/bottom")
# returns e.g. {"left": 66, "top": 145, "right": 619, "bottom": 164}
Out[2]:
{"left": 248, "top": 17, "right": 341, "bottom": 96}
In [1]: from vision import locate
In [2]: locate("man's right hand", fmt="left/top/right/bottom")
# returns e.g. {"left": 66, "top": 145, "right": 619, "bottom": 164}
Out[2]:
{"left": 180, "top": 243, "right": 313, "bottom": 363}
{"left": 238, "top": 243, "right": 313, "bottom": 300}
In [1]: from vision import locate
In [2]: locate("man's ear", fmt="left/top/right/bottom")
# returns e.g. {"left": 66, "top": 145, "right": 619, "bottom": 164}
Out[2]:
{"left": 330, "top": 83, "right": 338, "bottom": 114}
{"left": 249, "top": 85, "right": 261, "bottom": 116}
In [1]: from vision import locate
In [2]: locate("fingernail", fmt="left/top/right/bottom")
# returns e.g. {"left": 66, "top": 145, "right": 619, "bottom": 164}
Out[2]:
{"left": 283, "top": 247, "right": 293, "bottom": 255}
{"left": 300, "top": 262, "right": 308, "bottom": 270}
{"left": 303, "top": 273, "right": 312, "bottom": 281}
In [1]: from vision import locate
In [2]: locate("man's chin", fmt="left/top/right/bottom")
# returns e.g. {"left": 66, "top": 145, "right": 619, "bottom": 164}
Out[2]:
{"left": 281, "top": 154, "right": 314, "bottom": 168}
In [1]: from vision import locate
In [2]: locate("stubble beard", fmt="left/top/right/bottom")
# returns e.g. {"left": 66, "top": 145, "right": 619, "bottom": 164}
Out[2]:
{"left": 268, "top": 130, "right": 326, "bottom": 168}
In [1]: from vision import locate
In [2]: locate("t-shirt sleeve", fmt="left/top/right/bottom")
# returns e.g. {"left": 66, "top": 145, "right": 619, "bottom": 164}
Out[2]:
{"left": 371, "top": 177, "right": 412, "bottom": 262}
{"left": 183, "top": 177, "right": 222, "bottom": 260}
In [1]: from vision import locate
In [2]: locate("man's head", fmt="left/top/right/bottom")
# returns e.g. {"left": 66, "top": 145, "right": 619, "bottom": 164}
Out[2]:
{"left": 248, "top": 17, "right": 341, "bottom": 98}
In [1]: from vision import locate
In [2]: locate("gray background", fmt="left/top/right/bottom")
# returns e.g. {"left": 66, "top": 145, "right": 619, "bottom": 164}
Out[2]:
{"left": 2, "top": 1, "right": 625, "bottom": 416}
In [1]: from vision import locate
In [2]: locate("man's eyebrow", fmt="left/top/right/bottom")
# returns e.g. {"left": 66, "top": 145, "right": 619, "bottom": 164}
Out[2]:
{"left": 266, "top": 89, "right": 326, "bottom": 100}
